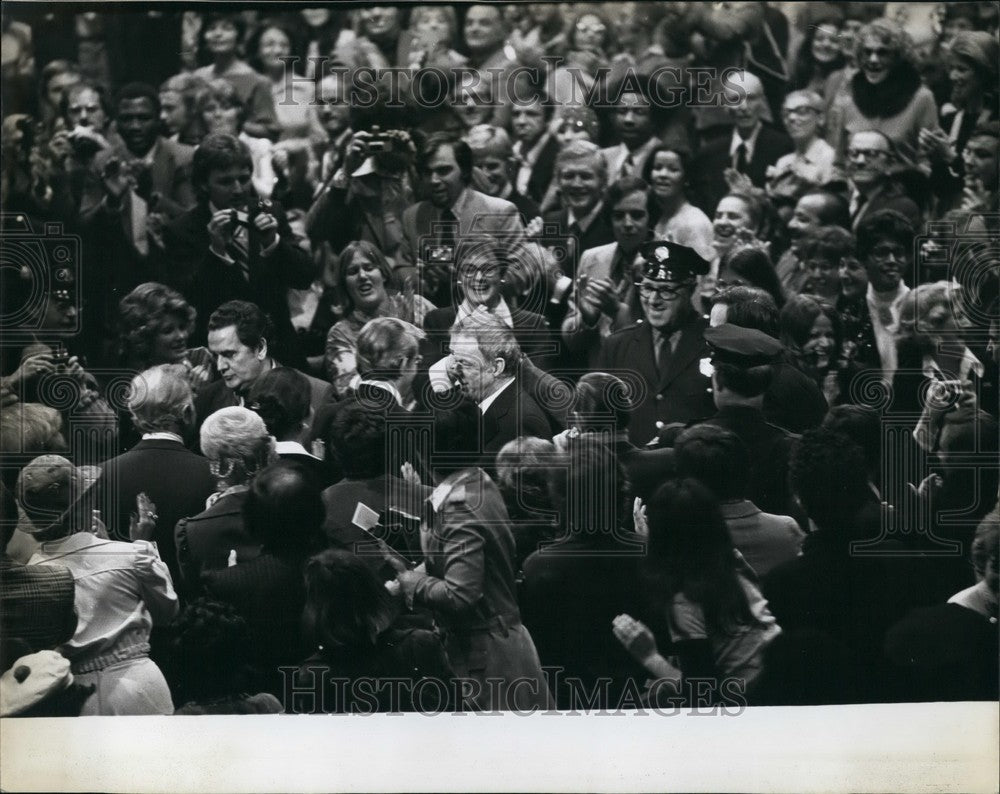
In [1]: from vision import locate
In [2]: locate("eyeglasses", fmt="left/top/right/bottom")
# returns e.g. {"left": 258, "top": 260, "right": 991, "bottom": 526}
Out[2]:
{"left": 847, "top": 147, "right": 890, "bottom": 160}
{"left": 638, "top": 282, "right": 688, "bottom": 299}
{"left": 576, "top": 22, "right": 606, "bottom": 34}
{"left": 782, "top": 106, "right": 820, "bottom": 117}
{"left": 860, "top": 46, "right": 891, "bottom": 59}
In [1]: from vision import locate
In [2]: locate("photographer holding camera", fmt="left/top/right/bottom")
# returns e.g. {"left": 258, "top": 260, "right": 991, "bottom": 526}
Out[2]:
{"left": 162, "top": 133, "right": 316, "bottom": 368}
{"left": 305, "top": 101, "right": 418, "bottom": 271}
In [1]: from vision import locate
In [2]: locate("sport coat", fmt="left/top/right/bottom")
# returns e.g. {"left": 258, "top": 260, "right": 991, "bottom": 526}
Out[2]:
{"left": 482, "top": 377, "right": 554, "bottom": 462}
{"left": 396, "top": 188, "right": 526, "bottom": 299}
{"left": 562, "top": 242, "right": 643, "bottom": 369}
{"left": 597, "top": 315, "right": 714, "bottom": 445}
{"left": 540, "top": 205, "right": 615, "bottom": 281}
{"left": 88, "top": 138, "right": 195, "bottom": 219}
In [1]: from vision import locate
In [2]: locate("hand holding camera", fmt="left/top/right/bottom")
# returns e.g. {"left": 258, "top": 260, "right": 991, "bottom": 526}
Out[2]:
{"left": 100, "top": 157, "right": 135, "bottom": 202}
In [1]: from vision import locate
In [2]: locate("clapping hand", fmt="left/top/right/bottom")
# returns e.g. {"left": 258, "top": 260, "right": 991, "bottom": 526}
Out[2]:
{"left": 128, "top": 492, "right": 158, "bottom": 542}
{"left": 612, "top": 613, "right": 659, "bottom": 664}
{"left": 632, "top": 498, "right": 648, "bottom": 539}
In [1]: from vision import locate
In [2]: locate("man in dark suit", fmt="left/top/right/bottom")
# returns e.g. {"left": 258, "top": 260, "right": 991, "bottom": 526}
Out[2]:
{"left": 89, "top": 364, "right": 216, "bottom": 586}
{"left": 397, "top": 133, "right": 526, "bottom": 307}
{"left": 690, "top": 71, "right": 793, "bottom": 215}
{"left": 539, "top": 140, "right": 614, "bottom": 280}
{"left": 194, "top": 301, "right": 331, "bottom": 436}
{"left": 597, "top": 241, "right": 715, "bottom": 445}
{"left": 438, "top": 313, "right": 553, "bottom": 463}
{"left": 511, "top": 90, "right": 560, "bottom": 206}
{"left": 174, "top": 406, "right": 269, "bottom": 595}
{"left": 697, "top": 324, "right": 803, "bottom": 522}
{"left": 845, "top": 130, "right": 922, "bottom": 232}
{"left": 161, "top": 133, "right": 316, "bottom": 364}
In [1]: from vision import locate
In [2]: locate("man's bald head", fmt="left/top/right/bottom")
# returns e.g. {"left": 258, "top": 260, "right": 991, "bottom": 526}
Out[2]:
{"left": 724, "top": 70, "right": 769, "bottom": 133}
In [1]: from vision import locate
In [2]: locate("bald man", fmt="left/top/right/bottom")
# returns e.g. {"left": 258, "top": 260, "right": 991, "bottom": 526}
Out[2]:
{"left": 691, "top": 71, "right": 793, "bottom": 215}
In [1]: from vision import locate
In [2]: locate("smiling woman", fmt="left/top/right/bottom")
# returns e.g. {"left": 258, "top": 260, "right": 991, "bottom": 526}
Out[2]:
{"left": 324, "top": 240, "right": 434, "bottom": 395}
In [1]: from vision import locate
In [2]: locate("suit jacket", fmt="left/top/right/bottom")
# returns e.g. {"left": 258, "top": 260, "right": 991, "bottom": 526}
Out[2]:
{"left": 517, "top": 134, "right": 561, "bottom": 205}
{"left": 690, "top": 124, "right": 794, "bottom": 214}
{"left": 597, "top": 315, "right": 715, "bottom": 445}
{"left": 174, "top": 491, "right": 260, "bottom": 594}
{"left": 87, "top": 138, "right": 196, "bottom": 220}
{"left": 562, "top": 242, "right": 644, "bottom": 368}
{"left": 161, "top": 199, "right": 316, "bottom": 360}
{"left": 600, "top": 137, "right": 662, "bottom": 182}
{"left": 422, "top": 304, "right": 556, "bottom": 371}
{"left": 850, "top": 181, "right": 922, "bottom": 232}
{"left": 201, "top": 552, "right": 307, "bottom": 696}
{"left": 540, "top": 205, "right": 615, "bottom": 281}
{"left": 193, "top": 366, "right": 332, "bottom": 436}
{"left": 719, "top": 499, "right": 804, "bottom": 578}
{"left": 482, "top": 377, "right": 554, "bottom": 462}
{"left": 397, "top": 188, "right": 526, "bottom": 302}
{"left": 0, "top": 555, "right": 77, "bottom": 664}
{"left": 90, "top": 438, "right": 216, "bottom": 587}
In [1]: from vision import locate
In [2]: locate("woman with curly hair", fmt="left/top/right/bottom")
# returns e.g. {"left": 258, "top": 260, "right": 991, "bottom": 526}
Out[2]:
{"left": 791, "top": 16, "right": 847, "bottom": 95}
{"left": 118, "top": 282, "right": 215, "bottom": 392}
{"left": 323, "top": 240, "right": 434, "bottom": 396}
{"left": 826, "top": 18, "right": 943, "bottom": 169}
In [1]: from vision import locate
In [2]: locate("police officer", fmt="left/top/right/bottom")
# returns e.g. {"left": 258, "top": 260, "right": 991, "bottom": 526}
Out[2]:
{"left": 699, "top": 323, "right": 804, "bottom": 524}
{"left": 596, "top": 240, "right": 714, "bottom": 446}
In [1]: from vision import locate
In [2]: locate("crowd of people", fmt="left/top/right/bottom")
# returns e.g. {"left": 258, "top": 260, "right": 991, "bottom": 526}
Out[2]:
{"left": 1, "top": 2, "right": 998, "bottom": 716}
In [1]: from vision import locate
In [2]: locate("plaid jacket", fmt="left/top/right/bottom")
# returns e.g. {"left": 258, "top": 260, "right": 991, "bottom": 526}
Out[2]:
{"left": 0, "top": 555, "right": 77, "bottom": 663}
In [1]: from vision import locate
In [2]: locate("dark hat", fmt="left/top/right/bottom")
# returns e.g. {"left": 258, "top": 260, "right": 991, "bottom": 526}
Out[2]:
{"left": 636, "top": 241, "right": 710, "bottom": 284}
{"left": 704, "top": 323, "right": 783, "bottom": 367}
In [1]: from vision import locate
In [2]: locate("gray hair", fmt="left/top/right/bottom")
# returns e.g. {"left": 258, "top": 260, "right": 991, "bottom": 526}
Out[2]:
{"left": 128, "top": 364, "right": 194, "bottom": 434}
{"left": 495, "top": 436, "right": 557, "bottom": 493}
{"left": 451, "top": 312, "right": 522, "bottom": 373}
{"left": 465, "top": 124, "right": 513, "bottom": 158}
{"left": 200, "top": 407, "right": 271, "bottom": 483}
{"left": 355, "top": 317, "right": 424, "bottom": 379}
{"left": 555, "top": 139, "right": 607, "bottom": 185}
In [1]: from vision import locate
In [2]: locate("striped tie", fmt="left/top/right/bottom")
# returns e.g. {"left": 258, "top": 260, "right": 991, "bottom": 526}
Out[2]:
{"left": 228, "top": 224, "right": 251, "bottom": 282}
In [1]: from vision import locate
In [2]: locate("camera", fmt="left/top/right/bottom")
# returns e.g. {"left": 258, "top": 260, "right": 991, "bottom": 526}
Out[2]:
{"left": 230, "top": 199, "right": 274, "bottom": 229}
{"left": 366, "top": 125, "right": 396, "bottom": 154}
{"left": 0, "top": 214, "right": 81, "bottom": 335}
{"left": 916, "top": 217, "right": 998, "bottom": 346}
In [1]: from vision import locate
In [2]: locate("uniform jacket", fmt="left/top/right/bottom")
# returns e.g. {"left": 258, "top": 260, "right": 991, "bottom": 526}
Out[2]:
{"left": 597, "top": 314, "right": 715, "bottom": 445}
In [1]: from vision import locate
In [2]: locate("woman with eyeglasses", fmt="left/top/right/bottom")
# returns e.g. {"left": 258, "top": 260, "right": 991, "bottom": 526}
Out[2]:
{"left": 826, "top": 19, "right": 943, "bottom": 170}
{"left": 767, "top": 90, "right": 837, "bottom": 200}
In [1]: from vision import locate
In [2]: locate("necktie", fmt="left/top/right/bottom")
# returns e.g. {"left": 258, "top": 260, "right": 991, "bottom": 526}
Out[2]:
{"left": 734, "top": 142, "right": 749, "bottom": 174}
{"left": 439, "top": 208, "right": 458, "bottom": 247}
{"left": 620, "top": 152, "right": 635, "bottom": 179}
{"left": 655, "top": 331, "right": 670, "bottom": 375}
{"left": 228, "top": 224, "right": 251, "bottom": 283}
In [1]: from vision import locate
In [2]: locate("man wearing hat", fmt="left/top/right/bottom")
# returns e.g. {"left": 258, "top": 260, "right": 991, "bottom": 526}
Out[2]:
{"left": 697, "top": 324, "right": 803, "bottom": 523}
{"left": 596, "top": 240, "right": 714, "bottom": 445}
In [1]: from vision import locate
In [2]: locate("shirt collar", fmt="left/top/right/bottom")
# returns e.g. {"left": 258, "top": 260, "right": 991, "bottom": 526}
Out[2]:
{"left": 866, "top": 282, "right": 909, "bottom": 306}
{"left": 730, "top": 123, "right": 762, "bottom": 157}
{"left": 519, "top": 131, "right": 551, "bottom": 166}
{"left": 457, "top": 298, "right": 513, "bottom": 328}
{"left": 478, "top": 375, "right": 516, "bottom": 414}
{"left": 141, "top": 431, "right": 184, "bottom": 443}
{"left": 498, "top": 182, "right": 513, "bottom": 200}
{"left": 274, "top": 440, "right": 320, "bottom": 459}
{"left": 567, "top": 200, "right": 604, "bottom": 233}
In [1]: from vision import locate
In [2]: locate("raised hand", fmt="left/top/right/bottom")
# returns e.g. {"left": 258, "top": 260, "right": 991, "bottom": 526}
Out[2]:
{"left": 128, "top": 492, "right": 158, "bottom": 542}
